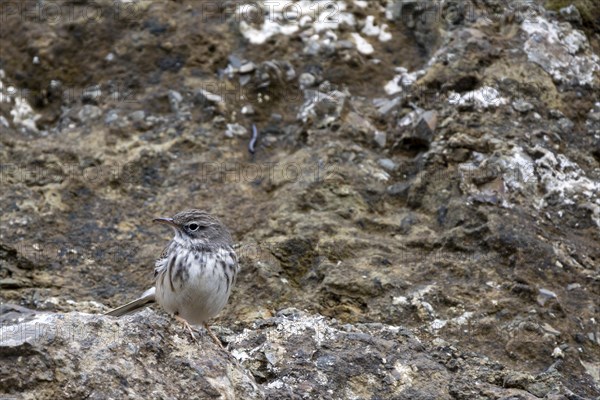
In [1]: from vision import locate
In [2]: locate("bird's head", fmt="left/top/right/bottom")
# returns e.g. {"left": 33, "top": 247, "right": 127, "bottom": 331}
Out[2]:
{"left": 153, "top": 209, "right": 232, "bottom": 248}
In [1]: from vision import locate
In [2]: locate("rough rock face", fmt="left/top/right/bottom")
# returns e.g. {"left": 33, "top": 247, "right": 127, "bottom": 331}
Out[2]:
{"left": 0, "top": 306, "right": 575, "bottom": 399}
{"left": 1, "top": 0, "right": 599, "bottom": 398}
{"left": 1, "top": 307, "right": 261, "bottom": 399}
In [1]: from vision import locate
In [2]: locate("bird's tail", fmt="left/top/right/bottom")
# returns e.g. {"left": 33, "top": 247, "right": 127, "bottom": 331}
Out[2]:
{"left": 105, "top": 287, "right": 156, "bottom": 317}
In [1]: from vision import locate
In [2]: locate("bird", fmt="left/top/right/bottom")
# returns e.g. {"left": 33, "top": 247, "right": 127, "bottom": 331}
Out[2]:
{"left": 106, "top": 209, "right": 239, "bottom": 346}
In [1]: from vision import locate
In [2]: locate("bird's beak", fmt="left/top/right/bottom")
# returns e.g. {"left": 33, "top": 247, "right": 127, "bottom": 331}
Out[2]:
{"left": 153, "top": 217, "right": 177, "bottom": 228}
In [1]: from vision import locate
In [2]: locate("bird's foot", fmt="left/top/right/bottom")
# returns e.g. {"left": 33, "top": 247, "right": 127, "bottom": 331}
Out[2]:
{"left": 203, "top": 322, "right": 225, "bottom": 349}
{"left": 174, "top": 315, "right": 198, "bottom": 343}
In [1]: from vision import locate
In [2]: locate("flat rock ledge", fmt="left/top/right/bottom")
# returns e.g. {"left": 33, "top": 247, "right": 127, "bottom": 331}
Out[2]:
{"left": 1, "top": 307, "right": 574, "bottom": 399}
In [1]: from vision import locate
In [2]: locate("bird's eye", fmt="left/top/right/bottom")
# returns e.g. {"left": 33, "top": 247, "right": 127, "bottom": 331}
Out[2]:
{"left": 188, "top": 223, "right": 207, "bottom": 231}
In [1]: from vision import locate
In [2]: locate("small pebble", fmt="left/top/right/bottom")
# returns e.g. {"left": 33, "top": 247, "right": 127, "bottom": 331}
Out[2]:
{"left": 374, "top": 131, "right": 387, "bottom": 148}
{"left": 558, "top": 118, "right": 574, "bottom": 132}
{"left": 239, "top": 62, "right": 256, "bottom": 74}
{"left": 241, "top": 105, "right": 255, "bottom": 115}
{"left": 299, "top": 73, "right": 316, "bottom": 88}
{"left": 225, "top": 123, "right": 248, "bottom": 138}
{"left": 512, "top": 99, "right": 534, "bottom": 113}
{"left": 129, "top": 110, "right": 146, "bottom": 122}
{"left": 378, "top": 158, "right": 397, "bottom": 171}
{"left": 551, "top": 347, "right": 564, "bottom": 358}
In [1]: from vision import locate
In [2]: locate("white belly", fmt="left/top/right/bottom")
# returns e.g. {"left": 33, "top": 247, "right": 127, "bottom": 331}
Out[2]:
{"left": 155, "top": 248, "right": 237, "bottom": 325}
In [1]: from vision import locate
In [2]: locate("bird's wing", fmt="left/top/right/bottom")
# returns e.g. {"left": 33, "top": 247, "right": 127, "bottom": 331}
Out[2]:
{"left": 154, "top": 242, "right": 172, "bottom": 278}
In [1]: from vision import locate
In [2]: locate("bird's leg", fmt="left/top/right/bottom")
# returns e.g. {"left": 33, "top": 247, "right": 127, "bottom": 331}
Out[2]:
{"left": 203, "top": 322, "right": 224, "bottom": 349}
{"left": 174, "top": 315, "right": 197, "bottom": 343}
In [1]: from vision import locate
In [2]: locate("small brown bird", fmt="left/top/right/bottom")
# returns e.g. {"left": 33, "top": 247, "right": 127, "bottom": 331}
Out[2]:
{"left": 106, "top": 209, "right": 239, "bottom": 345}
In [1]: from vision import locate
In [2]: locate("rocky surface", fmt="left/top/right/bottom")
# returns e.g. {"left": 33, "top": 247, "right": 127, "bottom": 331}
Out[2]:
{"left": 0, "top": 305, "right": 581, "bottom": 399}
{"left": 1, "top": 0, "right": 599, "bottom": 398}
{"left": 1, "top": 306, "right": 261, "bottom": 399}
